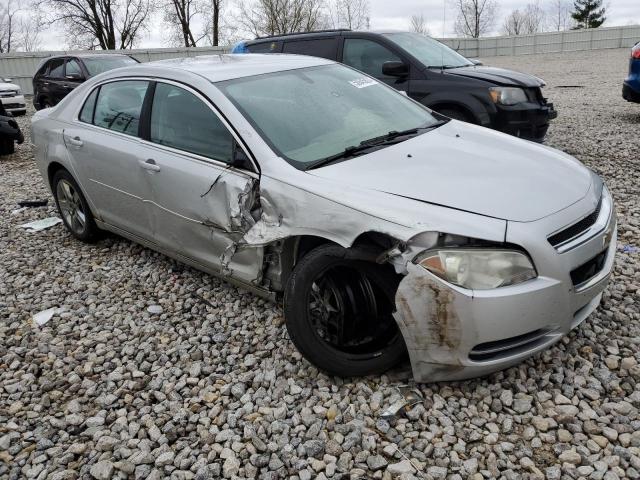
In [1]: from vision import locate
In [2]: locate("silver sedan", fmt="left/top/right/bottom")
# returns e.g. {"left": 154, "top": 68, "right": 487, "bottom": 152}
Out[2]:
{"left": 31, "top": 54, "right": 616, "bottom": 382}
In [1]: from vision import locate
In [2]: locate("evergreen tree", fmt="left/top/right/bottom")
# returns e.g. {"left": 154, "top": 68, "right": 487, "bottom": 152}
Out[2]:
{"left": 571, "top": 0, "right": 606, "bottom": 29}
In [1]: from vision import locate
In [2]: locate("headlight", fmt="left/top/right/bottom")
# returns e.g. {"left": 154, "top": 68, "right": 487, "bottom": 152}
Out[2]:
{"left": 489, "top": 87, "right": 528, "bottom": 105}
{"left": 416, "top": 249, "right": 537, "bottom": 290}
{"left": 16, "top": 88, "right": 22, "bottom": 95}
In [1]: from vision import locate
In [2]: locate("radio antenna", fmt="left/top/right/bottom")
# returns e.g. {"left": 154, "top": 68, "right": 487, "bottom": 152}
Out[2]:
{"left": 441, "top": 0, "right": 446, "bottom": 74}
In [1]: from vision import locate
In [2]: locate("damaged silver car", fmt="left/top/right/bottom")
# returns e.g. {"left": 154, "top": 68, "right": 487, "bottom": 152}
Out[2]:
{"left": 31, "top": 54, "right": 617, "bottom": 382}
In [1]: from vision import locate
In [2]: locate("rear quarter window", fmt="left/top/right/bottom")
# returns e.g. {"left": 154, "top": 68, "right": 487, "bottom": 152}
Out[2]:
{"left": 247, "top": 41, "right": 282, "bottom": 53}
{"left": 282, "top": 38, "right": 338, "bottom": 60}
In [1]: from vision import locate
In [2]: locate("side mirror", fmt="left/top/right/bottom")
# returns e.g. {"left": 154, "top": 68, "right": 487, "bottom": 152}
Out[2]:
{"left": 382, "top": 61, "right": 409, "bottom": 77}
{"left": 66, "top": 73, "right": 84, "bottom": 81}
{"left": 231, "top": 143, "right": 253, "bottom": 171}
{"left": 469, "top": 58, "right": 483, "bottom": 66}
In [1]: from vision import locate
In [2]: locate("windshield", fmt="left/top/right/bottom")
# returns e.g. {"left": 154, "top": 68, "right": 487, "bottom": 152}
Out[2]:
{"left": 218, "top": 64, "right": 440, "bottom": 168}
{"left": 384, "top": 32, "right": 472, "bottom": 69}
{"left": 83, "top": 56, "right": 138, "bottom": 77}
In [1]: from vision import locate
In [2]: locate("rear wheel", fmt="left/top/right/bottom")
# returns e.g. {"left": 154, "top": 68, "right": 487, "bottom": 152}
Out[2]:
{"left": 41, "top": 97, "right": 53, "bottom": 109}
{"left": 284, "top": 244, "right": 406, "bottom": 377}
{"left": 52, "top": 170, "right": 100, "bottom": 242}
{"left": 0, "top": 138, "right": 14, "bottom": 156}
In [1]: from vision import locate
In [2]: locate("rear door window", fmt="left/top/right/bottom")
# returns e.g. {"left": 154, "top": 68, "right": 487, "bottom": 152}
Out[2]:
{"left": 47, "top": 58, "right": 65, "bottom": 78}
{"left": 65, "top": 59, "right": 83, "bottom": 78}
{"left": 342, "top": 39, "right": 402, "bottom": 79}
{"left": 247, "top": 41, "right": 282, "bottom": 53}
{"left": 149, "top": 82, "right": 234, "bottom": 163}
{"left": 283, "top": 38, "right": 338, "bottom": 60}
{"left": 93, "top": 80, "right": 149, "bottom": 136}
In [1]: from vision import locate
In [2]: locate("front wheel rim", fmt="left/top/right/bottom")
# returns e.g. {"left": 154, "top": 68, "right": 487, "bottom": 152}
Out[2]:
{"left": 307, "top": 265, "right": 398, "bottom": 356}
{"left": 56, "top": 180, "right": 86, "bottom": 235}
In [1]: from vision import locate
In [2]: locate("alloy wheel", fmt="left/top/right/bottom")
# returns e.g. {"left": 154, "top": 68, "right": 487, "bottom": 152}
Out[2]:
{"left": 56, "top": 179, "right": 87, "bottom": 235}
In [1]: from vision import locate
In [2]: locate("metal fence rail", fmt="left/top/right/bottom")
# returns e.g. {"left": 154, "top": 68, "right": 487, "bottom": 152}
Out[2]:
{"left": 440, "top": 24, "right": 640, "bottom": 58}
{"left": 1, "top": 24, "right": 639, "bottom": 95}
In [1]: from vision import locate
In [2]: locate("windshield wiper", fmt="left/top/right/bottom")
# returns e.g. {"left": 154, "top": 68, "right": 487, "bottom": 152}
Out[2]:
{"left": 306, "top": 123, "right": 448, "bottom": 171}
{"left": 427, "top": 65, "right": 466, "bottom": 69}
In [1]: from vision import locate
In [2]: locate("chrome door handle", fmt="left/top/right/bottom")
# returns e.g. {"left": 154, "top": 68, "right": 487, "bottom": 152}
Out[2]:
{"left": 139, "top": 158, "right": 160, "bottom": 172}
{"left": 68, "top": 136, "right": 83, "bottom": 147}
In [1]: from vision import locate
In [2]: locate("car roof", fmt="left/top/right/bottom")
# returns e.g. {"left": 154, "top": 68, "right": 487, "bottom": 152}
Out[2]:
{"left": 144, "top": 53, "right": 335, "bottom": 82}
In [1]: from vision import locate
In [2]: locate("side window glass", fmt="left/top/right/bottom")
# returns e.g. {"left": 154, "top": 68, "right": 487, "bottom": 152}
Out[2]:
{"left": 342, "top": 39, "right": 402, "bottom": 78}
{"left": 48, "top": 59, "right": 65, "bottom": 78}
{"left": 65, "top": 59, "right": 83, "bottom": 78}
{"left": 150, "top": 82, "right": 234, "bottom": 164}
{"left": 93, "top": 80, "right": 148, "bottom": 136}
{"left": 247, "top": 41, "right": 281, "bottom": 53}
{"left": 283, "top": 39, "right": 337, "bottom": 60}
{"left": 79, "top": 88, "right": 98, "bottom": 124}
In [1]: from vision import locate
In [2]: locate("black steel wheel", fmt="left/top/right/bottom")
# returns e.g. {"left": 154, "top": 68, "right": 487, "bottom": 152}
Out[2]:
{"left": 284, "top": 244, "right": 406, "bottom": 377}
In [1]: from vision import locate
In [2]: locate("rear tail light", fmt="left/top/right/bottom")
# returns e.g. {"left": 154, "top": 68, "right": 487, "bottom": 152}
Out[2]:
{"left": 632, "top": 44, "right": 640, "bottom": 59}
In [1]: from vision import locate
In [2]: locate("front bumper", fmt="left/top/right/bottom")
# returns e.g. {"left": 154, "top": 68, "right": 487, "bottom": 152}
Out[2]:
{"left": 394, "top": 189, "right": 616, "bottom": 383}
{"left": 0, "top": 95, "right": 26, "bottom": 115}
{"left": 623, "top": 81, "right": 640, "bottom": 103}
{"left": 494, "top": 101, "right": 557, "bottom": 143}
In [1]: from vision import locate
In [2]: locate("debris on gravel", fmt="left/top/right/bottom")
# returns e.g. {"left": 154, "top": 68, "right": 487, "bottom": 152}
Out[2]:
{"left": 1, "top": 48, "right": 639, "bottom": 479}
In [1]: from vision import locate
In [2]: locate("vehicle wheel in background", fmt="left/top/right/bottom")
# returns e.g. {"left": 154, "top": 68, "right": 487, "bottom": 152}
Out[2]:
{"left": 284, "top": 244, "right": 406, "bottom": 377}
{"left": 0, "top": 138, "right": 14, "bottom": 156}
{"left": 52, "top": 169, "right": 101, "bottom": 242}
{"left": 434, "top": 107, "right": 473, "bottom": 123}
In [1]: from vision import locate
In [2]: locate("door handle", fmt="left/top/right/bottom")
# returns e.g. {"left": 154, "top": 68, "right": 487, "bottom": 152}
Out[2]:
{"left": 139, "top": 158, "right": 160, "bottom": 172}
{"left": 68, "top": 136, "right": 83, "bottom": 147}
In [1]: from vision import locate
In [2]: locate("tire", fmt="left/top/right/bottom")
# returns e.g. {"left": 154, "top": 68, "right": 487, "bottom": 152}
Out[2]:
{"left": 41, "top": 98, "right": 53, "bottom": 109}
{"left": 434, "top": 107, "right": 473, "bottom": 123}
{"left": 52, "top": 169, "right": 101, "bottom": 242}
{"left": 0, "top": 139, "right": 14, "bottom": 156}
{"left": 284, "top": 244, "right": 406, "bottom": 377}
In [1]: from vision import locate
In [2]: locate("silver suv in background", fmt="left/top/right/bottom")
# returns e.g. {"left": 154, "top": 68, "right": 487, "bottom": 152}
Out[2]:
{"left": 0, "top": 77, "right": 26, "bottom": 116}
{"left": 31, "top": 55, "right": 616, "bottom": 382}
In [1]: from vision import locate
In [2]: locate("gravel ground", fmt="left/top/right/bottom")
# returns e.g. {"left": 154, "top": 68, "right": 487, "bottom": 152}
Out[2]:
{"left": 1, "top": 48, "right": 639, "bottom": 480}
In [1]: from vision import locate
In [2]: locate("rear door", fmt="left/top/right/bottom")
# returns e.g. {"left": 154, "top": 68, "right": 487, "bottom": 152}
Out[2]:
{"left": 62, "top": 58, "right": 86, "bottom": 94}
{"left": 340, "top": 37, "right": 410, "bottom": 93}
{"left": 45, "top": 58, "right": 67, "bottom": 105}
{"left": 63, "top": 79, "right": 155, "bottom": 240}
{"left": 140, "top": 80, "right": 262, "bottom": 282}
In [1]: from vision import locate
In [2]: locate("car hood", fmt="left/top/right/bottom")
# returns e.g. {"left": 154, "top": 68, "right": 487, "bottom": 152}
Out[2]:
{"left": 308, "top": 121, "right": 592, "bottom": 222}
{"left": 0, "top": 82, "right": 20, "bottom": 92}
{"left": 444, "top": 65, "right": 545, "bottom": 87}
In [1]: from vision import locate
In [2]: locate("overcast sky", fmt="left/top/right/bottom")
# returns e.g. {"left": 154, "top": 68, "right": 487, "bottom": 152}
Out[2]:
{"left": 37, "top": 0, "right": 640, "bottom": 51}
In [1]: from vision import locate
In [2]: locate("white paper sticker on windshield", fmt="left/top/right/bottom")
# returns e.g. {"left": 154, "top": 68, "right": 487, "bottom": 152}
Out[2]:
{"left": 349, "top": 78, "right": 378, "bottom": 89}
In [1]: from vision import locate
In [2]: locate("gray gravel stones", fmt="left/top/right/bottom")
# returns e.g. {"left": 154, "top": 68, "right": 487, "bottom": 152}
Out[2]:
{"left": 1, "top": 48, "right": 640, "bottom": 479}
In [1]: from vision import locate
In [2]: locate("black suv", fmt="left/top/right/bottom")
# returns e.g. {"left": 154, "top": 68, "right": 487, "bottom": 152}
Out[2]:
{"left": 233, "top": 30, "right": 557, "bottom": 142}
{"left": 32, "top": 54, "right": 139, "bottom": 110}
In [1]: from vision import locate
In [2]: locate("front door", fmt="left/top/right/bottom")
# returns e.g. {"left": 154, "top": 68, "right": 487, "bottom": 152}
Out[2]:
{"left": 340, "top": 38, "right": 409, "bottom": 94}
{"left": 141, "top": 81, "right": 262, "bottom": 283}
{"left": 63, "top": 80, "right": 155, "bottom": 240}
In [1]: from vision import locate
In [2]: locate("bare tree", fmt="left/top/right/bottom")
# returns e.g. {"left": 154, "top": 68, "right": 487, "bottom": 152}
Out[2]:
{"left": 38, "top": 0, "right": 152, "bottom": 49}
{"left": 18, "top": 13, "right": 42, "bottom": 51}
{"left": 0, "top": 0, "right": 19, "bottom": 52}
{"left": 502, "top": 2, "right": 545, "bottom": 35}
{"left": 548, "top": 0, "right": 572, "bottom": 30}
{"left": 409, "top": 13, "right": 429, "bottom": 35}
{"left": 163, "top": 0, "right": 204, "bottom": 46}
{"left": 237, "top": 0, "right": 328, "bottom": 38}
{"left": 453, "top": 0, "right": 498, "bottom": 38}
{"left": 330, "top": 0, "right": 369, "bottom": 30}
{"left": 502, "top": 9, "right": 525, "bottom": 35}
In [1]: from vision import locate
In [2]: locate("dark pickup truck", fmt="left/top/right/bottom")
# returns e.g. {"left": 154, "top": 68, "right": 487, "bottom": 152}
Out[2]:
{"left": 0, "top": 101, "right": 23, "bottom": 156}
